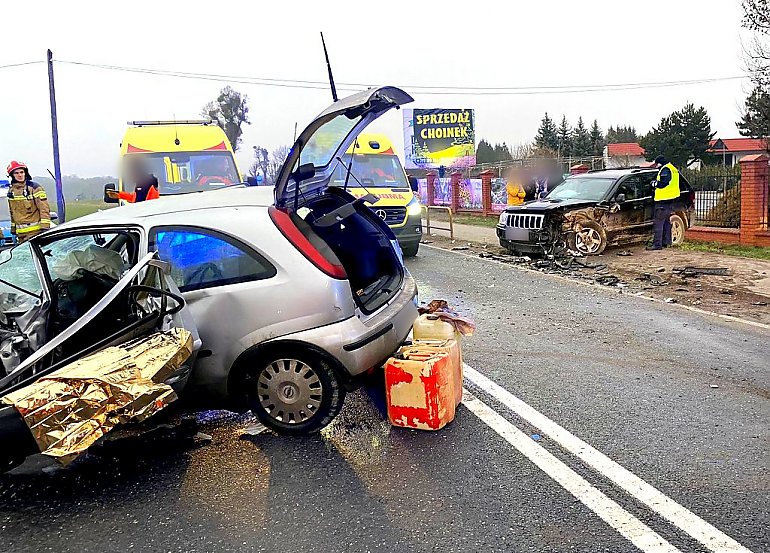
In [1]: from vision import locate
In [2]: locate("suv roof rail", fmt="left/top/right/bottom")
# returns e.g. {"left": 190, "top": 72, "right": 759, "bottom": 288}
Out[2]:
{"left": 127, "top": 119, "right": 214, "bottom": 126}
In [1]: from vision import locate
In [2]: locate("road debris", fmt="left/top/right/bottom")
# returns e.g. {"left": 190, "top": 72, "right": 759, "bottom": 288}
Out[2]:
{"left": 595, "top": 275, "right": 620, "bottom": 286}
{"left": 617, "top": 250, "right": 633, "bottom": 256}
{"left": 665, "top": 297, "right": 678, "bottom": 303}
{"left": 673, "top": 266, "right": 730, "bottom": 277}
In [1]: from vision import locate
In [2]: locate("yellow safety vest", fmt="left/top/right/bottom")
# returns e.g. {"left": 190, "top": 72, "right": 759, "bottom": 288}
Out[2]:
{"left": 655, "top": 163, "right": 680, "bottom": 201}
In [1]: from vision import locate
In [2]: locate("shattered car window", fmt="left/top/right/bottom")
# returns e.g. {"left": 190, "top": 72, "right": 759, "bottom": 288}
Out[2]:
{"left": 0, "top": 243, "right": 43, "bottom": 313}
{"left": 547, "top": 177, "right": 615, "bottom": 202}
{"left": 42, "top": 234, "right": 128, "bottom": 282}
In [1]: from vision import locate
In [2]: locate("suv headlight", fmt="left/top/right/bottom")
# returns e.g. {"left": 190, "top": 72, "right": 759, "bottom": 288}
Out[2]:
{"left": 499, "top": 212, "right": 507, "bottom": 225}
{"left": 407, "top": 198, "right": 422, "bottom": 216}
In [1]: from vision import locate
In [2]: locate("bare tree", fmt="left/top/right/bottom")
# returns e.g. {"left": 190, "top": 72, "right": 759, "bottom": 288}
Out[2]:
{"left": 509, "top": 142, "right": 535, "bottom": 160}
{"left": 250, "top": 146, "right": 269, "bottom": 180}
{"left": 266, "top": 145, "right": 291, "bottom": 185}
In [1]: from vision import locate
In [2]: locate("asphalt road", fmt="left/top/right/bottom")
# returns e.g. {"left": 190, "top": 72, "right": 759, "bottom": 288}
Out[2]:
{"left": 1, "top": 245, "right": 768, "bottom": 553}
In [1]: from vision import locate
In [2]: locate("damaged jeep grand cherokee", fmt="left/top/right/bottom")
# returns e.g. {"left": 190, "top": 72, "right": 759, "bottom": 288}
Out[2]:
{"left": 496, "top": 167, "right": 695, "bottom": 256}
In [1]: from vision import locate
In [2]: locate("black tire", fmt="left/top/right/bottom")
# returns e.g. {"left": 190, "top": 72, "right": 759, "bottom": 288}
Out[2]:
{"left": 401, "top": 242, "right": 419, "bottom": 257}
{"left": 243, "top": 349, "right": 345, "bottom": 435}
{"left": 570, "top": 220, "right": 607, "bottom": 255}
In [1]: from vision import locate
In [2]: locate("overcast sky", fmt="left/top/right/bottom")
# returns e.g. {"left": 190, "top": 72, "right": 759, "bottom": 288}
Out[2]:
{"left": 0, "top": 0, "right": 752, "bottom": 177}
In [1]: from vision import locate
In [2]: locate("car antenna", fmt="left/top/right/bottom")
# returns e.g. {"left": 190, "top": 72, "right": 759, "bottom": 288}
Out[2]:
{"left": 173, "top": 114, "right": 180, "bottom": 146}
{"left": 320, "top": 32, "right": 338, "bottom": 102}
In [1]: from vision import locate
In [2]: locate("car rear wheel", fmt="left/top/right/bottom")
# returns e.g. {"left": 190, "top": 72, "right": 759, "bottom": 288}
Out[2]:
{"left": 244, "top": 349, "right": 345, "bottom": 435}
{"left": 670, "top": 213, "right": 686, "bottom": 245}
{"left": 571, "top": 220, "right": 607, "bottom": 255}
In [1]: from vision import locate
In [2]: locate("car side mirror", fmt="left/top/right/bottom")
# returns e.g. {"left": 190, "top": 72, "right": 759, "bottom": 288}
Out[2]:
{"left": 615, "top": 193, "right": 626, "bottom": 204}
{"left": 408, "top": 176, "right": 419, "bottom": 192}
{"left": 291, "top": 163, "right": 315, "bottom": 183}
{"left": 103, "top": 183, "right": 118, "bottom": 204}
{"left": 246, "top": 176, "right": 258, "bottom": 186}
{"left": 50, "top": 211, "right": 59, "bottom": 222}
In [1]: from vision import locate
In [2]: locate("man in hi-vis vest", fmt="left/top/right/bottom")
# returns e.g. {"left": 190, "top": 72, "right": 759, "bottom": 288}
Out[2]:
{"left": 648, "top": 155, "right": 680, "bottom": 250}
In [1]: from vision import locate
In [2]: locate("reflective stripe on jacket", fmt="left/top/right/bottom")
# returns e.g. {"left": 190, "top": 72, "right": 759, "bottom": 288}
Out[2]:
{"left": 655, "top": 163, "right": 680, "bottom": 201}
{"left": 8, "top": 181, "right": 51, "bottom": 234}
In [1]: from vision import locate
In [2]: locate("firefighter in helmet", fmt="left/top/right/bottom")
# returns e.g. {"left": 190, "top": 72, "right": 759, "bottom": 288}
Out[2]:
{"left": 6, "top": 161, "right": 51, "bottom": 243}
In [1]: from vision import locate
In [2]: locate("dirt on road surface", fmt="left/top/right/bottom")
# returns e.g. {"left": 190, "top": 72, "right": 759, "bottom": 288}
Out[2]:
{"left": 420, "top": 235, "right": 770, "bottom": 325}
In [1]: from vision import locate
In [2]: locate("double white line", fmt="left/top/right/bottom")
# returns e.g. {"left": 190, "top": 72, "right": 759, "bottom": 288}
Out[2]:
{"left": 462, "top": 364, "right": 753, "bottom": 553}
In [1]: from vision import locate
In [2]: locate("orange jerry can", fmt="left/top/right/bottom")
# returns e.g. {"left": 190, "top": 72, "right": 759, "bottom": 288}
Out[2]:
{"left": 400, "top": 339, "right": 463, "bottom": 407}
{"left": 384, "top": 351, "right": 456, "bottom": 430}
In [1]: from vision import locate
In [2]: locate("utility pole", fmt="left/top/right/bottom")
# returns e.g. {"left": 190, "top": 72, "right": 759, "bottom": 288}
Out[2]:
{"left": 47, "top": 49, "right": 65, "bottom": 223}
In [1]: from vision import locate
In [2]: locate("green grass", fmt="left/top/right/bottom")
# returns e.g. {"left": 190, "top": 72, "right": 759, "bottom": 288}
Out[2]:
{"left": 426, "top": 211, "right": 500, "bottom": 228}
{"left": 681, "top": 240, "right": 770, "bottom": 261}
{"left": 65, "top": 200, "right": 114, "bottom": 220}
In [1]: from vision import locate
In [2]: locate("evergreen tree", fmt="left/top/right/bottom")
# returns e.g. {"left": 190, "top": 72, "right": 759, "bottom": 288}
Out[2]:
{"left": 493, "top": 142, "right": 512, "bottom": 162}
{"left": 557, "top": 115, "right": 572, "bottom": 157}
{"left": 590, "top": 119, "right": 605, "bottom": 156}
{"left": 476, "top": 139, "right": 496, "bottom": 164}
{"left": 535, "top": 112, "right": 559, "bottom": 151}
{"left": 606, "top": 125, "right": 638, "bottom": 144}
{"left": 571, "top": 117, "right": 592, "bottom": 157}
{"left": 737, "top": 84, "right": 770, "bottom": 144}
{"left": 639, "top": 103, "right": 715, "bottom": 166}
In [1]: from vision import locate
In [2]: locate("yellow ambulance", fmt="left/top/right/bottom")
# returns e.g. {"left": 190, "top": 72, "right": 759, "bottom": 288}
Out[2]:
{"left": 108, "top": 120, "right": 247, "bottom": 202}
{"left": 331, "top": 133, "right": 422, "bottom": 256}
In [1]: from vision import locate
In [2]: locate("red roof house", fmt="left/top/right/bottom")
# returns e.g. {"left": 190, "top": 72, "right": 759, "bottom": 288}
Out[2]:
{"left": 603, "top": 142, "right": 646, "bottom": 168}
{"left": 707, "top": 138, "right": 767, "bottom": 166}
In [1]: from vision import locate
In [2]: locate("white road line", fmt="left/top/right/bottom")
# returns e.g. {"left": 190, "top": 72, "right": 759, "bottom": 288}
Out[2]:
{"left": 462, "top": 390, "right": 681, "bottom": 553}
{"left": 463, "top": 364, "right": 753, "bottom": 553}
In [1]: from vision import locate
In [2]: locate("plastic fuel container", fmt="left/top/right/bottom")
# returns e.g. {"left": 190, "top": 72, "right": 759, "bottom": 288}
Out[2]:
{"left": 399, "top": 339, "right": 463, "bottom": 407}
{"left": 412, "top": 314, "right": 459, "bottom": 342}
{"left": 384, "top": 350, "right": 456, "bottom": 431}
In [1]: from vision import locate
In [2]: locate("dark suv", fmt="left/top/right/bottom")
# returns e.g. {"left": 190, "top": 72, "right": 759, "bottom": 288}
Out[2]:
{"left": 496, "top": 167, "right": 695, "bottom": 255}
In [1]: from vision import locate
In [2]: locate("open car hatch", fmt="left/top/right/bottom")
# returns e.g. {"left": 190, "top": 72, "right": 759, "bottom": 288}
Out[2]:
{"left": 274, "top": 86, "right": 414, "bottom": 209}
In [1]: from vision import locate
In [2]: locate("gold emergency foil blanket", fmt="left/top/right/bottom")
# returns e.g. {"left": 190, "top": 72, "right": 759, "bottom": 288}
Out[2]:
{"left": 1, "top": 328, "right": 193, "bottom": 464}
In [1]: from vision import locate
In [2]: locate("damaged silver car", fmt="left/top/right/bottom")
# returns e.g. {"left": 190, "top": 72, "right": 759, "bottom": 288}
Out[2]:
{"left": 0, "top": 87, "right": 419, "bottom": 470}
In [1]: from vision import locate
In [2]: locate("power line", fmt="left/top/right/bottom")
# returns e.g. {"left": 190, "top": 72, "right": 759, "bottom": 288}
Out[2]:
{"left": 54, "top": 59, "right": 753, "bottom": 95}
{"left": 0, "top": 60, "right": 45, "bottom": 70}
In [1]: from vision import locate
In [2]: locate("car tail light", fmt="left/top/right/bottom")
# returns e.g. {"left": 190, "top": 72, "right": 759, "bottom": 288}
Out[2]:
{"left": 269, "top": 207, "right": 347, "bottom": 279}
{"left": 689, "top": 191, "right": 696, "bottom": 205}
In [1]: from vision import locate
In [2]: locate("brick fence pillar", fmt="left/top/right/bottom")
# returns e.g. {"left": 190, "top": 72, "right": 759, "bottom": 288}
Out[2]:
{"left": 426, "top": 172, "right": 436, "bottom": 206}
{"left": 739, "top": 154, "right": 769, "bottom": 246}
{"left": 480, "top": 170, "right": 495, "bottom": 216}
{"left": 450, "top": 171, "right": 462, "bottom": 212}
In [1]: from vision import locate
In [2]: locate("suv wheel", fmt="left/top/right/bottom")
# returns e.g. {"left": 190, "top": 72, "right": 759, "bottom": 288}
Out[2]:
{"left": 670, "top": 213, "right": 686, "bottom": 245}
{"left": 244, "top": 350, "right": 345, "bottom": 435}
{"left": 571, "top": 220, "right": 607, "bottom": 255}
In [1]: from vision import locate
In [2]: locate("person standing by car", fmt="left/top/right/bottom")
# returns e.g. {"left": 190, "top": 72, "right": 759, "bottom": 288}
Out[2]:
{"left": 648, "top": 155, "right": 680, "bottom": 250}
{"left": 106, "top": 160, "right": 160, "bottom": 203}
{"left": 6, "top": 161, "right": 51, "bottom": 243}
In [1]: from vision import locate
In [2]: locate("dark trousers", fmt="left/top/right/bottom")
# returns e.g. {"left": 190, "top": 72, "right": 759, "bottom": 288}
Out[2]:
{"left": 653, "top": 201, "right": 673, "bottom": 248}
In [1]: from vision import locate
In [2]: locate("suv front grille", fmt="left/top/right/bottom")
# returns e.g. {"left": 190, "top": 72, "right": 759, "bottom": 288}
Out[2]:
{"left": 373, "top": 206, "right": 407, "bottom": 226}
{"left": 503, "top": 213, "right": 544, "bottom": 230}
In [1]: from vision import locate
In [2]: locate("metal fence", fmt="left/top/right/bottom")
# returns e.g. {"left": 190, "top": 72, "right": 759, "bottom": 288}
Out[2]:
{"left": 681, "top": 166, "right": 742, "bottom": 228}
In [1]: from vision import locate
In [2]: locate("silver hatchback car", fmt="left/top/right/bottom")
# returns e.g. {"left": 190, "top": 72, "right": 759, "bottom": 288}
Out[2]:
{"left": 0, "top": 86, "right": 418, "bottom": 436}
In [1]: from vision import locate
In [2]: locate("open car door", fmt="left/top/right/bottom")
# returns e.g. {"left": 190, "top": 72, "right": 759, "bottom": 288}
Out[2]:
{"left": 0, "top": 251, "right": 201, "bottom": 396}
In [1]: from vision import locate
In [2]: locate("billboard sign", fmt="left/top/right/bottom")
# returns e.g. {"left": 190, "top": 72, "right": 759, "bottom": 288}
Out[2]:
{"left": 403, "top": 108, "right": 475, "bottom": 169}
